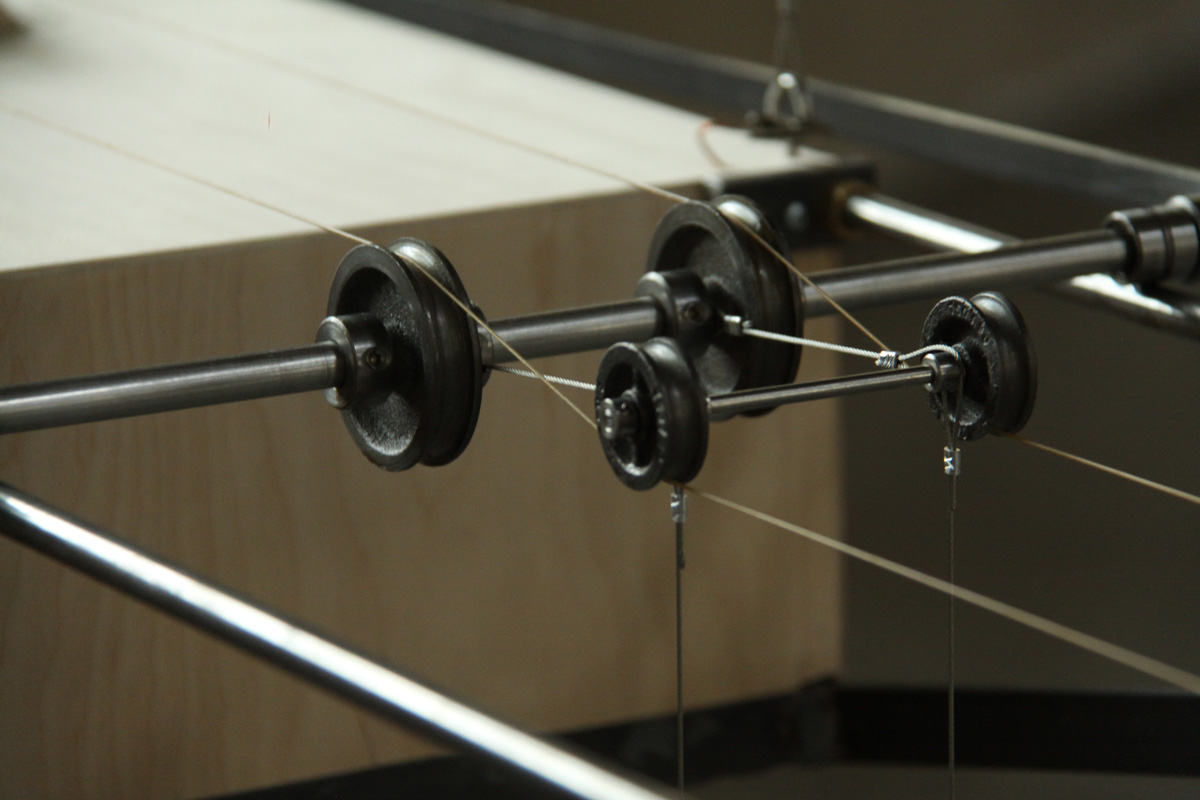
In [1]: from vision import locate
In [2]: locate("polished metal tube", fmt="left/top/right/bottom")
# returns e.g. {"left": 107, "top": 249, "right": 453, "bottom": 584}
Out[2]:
{"left": 484, "top": 298, "right": 661, "bottom": 364}
{"left": 843, "top": 192, "right": 1200, "bottom": 339}
{"left": 708, "top": 366, "right": 935, "bottom": 418}
{"left": 805, "top": 230, "right": 1128, "bottom": 317}
{"left": 0, "top": 482, "right": 675, "bottom": 800}
{"left": 846, "top": 194, "right": 1013, "bottom": 252}
{"left": 0, "top": 344, "right": 343, "bottom": 434}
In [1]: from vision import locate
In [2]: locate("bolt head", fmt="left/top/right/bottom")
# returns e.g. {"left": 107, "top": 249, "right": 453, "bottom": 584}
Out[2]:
{"left": 363, "top": 348, "right": 390, "bottom": 370}
{"left": 783, "top": 201, "right": 809, "bottom": 234}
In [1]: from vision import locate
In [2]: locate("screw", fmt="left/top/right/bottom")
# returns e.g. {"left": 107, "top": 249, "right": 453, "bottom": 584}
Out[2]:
{"left": 682, "top": 302, "right": 704, "bottom": 323}
{"left": 364, "top": 348, "right": 389, "bottom": 370}
{"left": 783, "top": 201, "right": 809, "bottom": 234}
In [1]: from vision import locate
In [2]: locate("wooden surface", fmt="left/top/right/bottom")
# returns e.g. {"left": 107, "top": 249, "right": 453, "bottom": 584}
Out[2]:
{"left": 0, "top": 1, "right": 845, "bottom": 797}
{"left": 0, "top": 0, "right": 832, "bottom": 271}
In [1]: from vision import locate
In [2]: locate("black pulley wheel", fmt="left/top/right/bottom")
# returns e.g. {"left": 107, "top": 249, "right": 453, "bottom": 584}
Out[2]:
{"left": 327, "top": 238, "right": 484, "bottom": 469}
{"left": 645, "top": 196, "right": 802, "bottom": 410}
{"left": 921, "top": 292, "right": 1037, "bottom": 441}
{"left": 594, "top": 338, "right": 708, "bottom": 490}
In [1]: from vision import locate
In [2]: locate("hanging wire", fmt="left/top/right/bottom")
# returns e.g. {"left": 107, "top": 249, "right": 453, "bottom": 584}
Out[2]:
{"left": 15, "top": 1, "right": 1200, "bottom": 705}
{"left": 685, "top": 484, "right": 1200, "bottom": 695}
{"left": 13, "top": 97, "right": 1199, "bottom": 709}
{"left": 58, "top": 0, "right": 894, "bottom": 356}
{"left": 1001, "top": 432, "right": 1200, "bottom": 508}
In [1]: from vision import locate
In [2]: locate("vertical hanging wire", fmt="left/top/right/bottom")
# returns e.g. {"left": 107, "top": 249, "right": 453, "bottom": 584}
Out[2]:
{"left": 942, "top": 391, "right": 963, "bottom": 800}
{"left": 66, "top": 0, "right": 1200, "bottom": 511}
{"left": 772, "top": 0, "right": 811, "bottom": 108}
{"left": 16, "top": 0, "right": 1200, "bottom": 734}
{"left": 670, "top": 485, "right": 688, "bottom": 796}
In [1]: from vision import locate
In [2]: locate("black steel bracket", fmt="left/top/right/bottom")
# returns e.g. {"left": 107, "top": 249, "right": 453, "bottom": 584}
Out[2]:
{"left": 708, "top": 158, "right": 877, "bottom": 249}
{"left": 342, "top": 0, "right": 1200, "bottom": 209}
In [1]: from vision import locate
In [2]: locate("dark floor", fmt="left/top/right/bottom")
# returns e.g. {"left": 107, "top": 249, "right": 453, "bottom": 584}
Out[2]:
{"left": 698, "top": 765, "right": 1200, "bottom": 800}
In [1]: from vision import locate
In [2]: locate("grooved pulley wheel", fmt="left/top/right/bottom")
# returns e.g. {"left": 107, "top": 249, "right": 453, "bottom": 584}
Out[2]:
{"left": 921, "top": 292, "right": 1037, "bottom": 441}
{"left": 594, "top": 338, "right": 708, "bottom": 490}
{"left": 327, "top": 238, "right": 484, "bottom": 469}
{"left": 646, "top": 196, "right": 803, "bottom": 409}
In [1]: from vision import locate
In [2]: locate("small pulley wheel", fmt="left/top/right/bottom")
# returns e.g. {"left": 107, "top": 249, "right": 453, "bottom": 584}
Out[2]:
{"left": 594, "top": 338, "right": 709, "bottom": 490}
{"left": 645, "top": 196, "right": 803, "bottom": 409}
{"left": 327, "top": 238, "right": 484, "bottom": 470}
{"left": 921, "top": 292, "right": 1037, "bottom": 441}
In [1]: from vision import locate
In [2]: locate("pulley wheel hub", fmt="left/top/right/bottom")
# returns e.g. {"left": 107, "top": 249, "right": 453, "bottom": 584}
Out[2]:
{"left": 645, "top": 196, "right": 803, "bottom": 410}
{"left": 327, "top": 238, "right": 484, "bottom": 469}
{"left": 595, "top": 338, "right": 708, "bottom": 490}
{"left": 921, "top": 292, "right": 1037, "bottom": 441}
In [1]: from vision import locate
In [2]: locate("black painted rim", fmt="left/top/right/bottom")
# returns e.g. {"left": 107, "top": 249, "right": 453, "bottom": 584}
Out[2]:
{"left": 921, "top": 292, "right": 1036, "bottom": 441}
{"left": 595, "top": 338, "right": 708, "bottom": 490}
{"left": 327, "top": 239, "right": 483, "bottom": 469}
{"left": 646, "top": 197, "right": 803, "bottom": 407}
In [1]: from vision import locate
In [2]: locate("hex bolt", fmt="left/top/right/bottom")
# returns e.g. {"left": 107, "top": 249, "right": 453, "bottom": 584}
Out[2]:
{"left": 364, "top": 348, "right": 389, "bottom": 370}
{"left": 783, "top": 201, "right": 809, "bottom": 234}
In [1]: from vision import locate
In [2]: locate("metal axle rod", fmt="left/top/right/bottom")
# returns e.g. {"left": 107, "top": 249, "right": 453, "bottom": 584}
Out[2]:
{"left": 0, "top": 482, "right": 677, "bottom": 800}
{"left": 844, "top": 192, "right": 1200, "bottom": 339}
{"left": 6, "top": 189, "right": 1191, "bottom": 437}
{"left": 483, "top": 221, "right": 1152, "bottom": 359}
{"left": 483, "top": 298, "right": 661, "bottom": 363}
{"left": 0, "top": 223, "right": 1152, "bottom": 436}
{"left": 0, "top": 343, "right": 344, "bottom": 435}
{"left": 801, "top": 230, "right": 1127, "bottom": 317}
{"left": 707, "top": 357, "right": 958, "bottom": 418}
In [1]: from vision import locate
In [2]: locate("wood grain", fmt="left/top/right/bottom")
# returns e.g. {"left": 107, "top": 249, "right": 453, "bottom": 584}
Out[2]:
{"left": 0, "top": 1, "right": 844, "bottom": 796}
{"left": 0, "top": 194, "right": 845, "bottom": 798}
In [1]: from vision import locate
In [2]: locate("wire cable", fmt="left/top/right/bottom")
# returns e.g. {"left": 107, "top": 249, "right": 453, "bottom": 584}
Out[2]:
{"left": 17, "top": 4, "right": 1200, "bottom": 708}
{"left": 490, "top": 366, "right": 596, "bottom": 393}
{"left": 684, "top": 484, "right": 1200, "bottom": 695}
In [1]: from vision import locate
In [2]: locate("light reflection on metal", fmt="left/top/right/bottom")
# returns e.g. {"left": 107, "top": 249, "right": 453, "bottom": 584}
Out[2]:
{"left": 844, "top": 192, "right": 1200, "bottom": 339}
{"left": 0, "top": 483, "right": 677, "bottom": 800}
{"left": 846, "top": 194, "right": 1009, "bottom": 253}
{"left": 1065, "top": 273, "right": 1182, "bottom": 316}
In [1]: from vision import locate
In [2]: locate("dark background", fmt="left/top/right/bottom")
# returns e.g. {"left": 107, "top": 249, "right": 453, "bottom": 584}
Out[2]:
{"left": 500, "top": 0, "right": 1200, "bottom": 693}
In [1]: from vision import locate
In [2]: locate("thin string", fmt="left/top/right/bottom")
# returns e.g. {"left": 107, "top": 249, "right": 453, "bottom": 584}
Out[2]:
{"left": 61, "top": 0, "right": 691, "bottom": 207}
{"left": 0, "top": 107, "right": 596, "bottom": 431}
{"left": 60, "top": 0, "right": 893, "bottom": 355}
{"left": 0, "top": 103, "right": 371, "bottom": 248}
{"left": 683, "top": 120, "right": 888, "bottom": 350}
{"left": 695, "top": 120, "right": 729, "bottom": 171}
{"left": 685, "top": 484, "right": 1200, "bottom": 695}
{"left": 947, "top": 482, "right": 957, "bottom": 800}
{"left": 28, "top": 0, "right": 1200, "bottom": 700}
{"left": 410, "top": 271, "right": 599, "bottom": 430}
{"left": 724, "top": 220, "right": 891, "bottom": 351}
{"left": 1001, "top": 433, "right": 1200, "bottom": 508}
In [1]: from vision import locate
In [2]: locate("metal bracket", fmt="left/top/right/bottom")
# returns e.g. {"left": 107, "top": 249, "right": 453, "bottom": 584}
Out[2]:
{"left": 706, "top": 158, "right": 877, "bottom": 249}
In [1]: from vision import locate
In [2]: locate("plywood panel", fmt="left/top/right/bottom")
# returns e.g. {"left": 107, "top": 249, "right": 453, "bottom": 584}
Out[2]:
{"left": 0, "top": 193, "right": 844, "bottom": 798}
{"left": 0, "top": 0, "right": 832, "bottom": 271}
{"left": 0, "top": 1, "right": 844, "bottom": 796}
